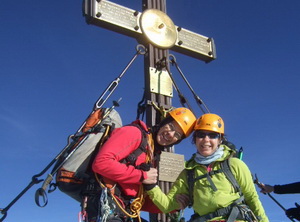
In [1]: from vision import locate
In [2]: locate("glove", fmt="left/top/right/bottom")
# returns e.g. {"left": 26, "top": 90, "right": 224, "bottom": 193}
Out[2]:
{"left": 137, "top": 163, "right": 151, "bottom": 171}
{"left": 143, "top": 184, "right": 157, "bottom": 191}
{"left": 286, "top": 207, "right": 300, "bottom": 221}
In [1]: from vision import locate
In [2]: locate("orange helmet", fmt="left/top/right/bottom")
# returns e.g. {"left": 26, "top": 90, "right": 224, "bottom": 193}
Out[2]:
{"left": 194, "top": 113, "right": 224, "bottom": 134}
{"left": 168, "top": 107, "right": 196, "bottom": 137}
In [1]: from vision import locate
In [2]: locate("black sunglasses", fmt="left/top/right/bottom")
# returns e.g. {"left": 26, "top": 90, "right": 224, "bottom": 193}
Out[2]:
{"left": 195, "top": 131, "right": 220, "bottom": 139}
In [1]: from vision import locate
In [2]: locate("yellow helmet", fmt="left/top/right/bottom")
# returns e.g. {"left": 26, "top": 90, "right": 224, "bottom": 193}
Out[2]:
{"left": 168, "top": 107, "right": 196, "bottom": 137}
{"left": 194, "top": 113, "right": 224, "bottom": 134}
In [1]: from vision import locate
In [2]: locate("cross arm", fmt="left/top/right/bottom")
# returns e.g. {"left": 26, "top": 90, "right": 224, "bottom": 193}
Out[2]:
{"left": 83, "top": 0, "right": 216, "bottom": 62}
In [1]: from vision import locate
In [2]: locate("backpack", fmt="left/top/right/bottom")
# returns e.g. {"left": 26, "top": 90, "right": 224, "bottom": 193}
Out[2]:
{"left": 54, "top": 108, "right": 149, "bottom": 204}
{"left": 54, "top": 108, "right": 123, "bottom": 202}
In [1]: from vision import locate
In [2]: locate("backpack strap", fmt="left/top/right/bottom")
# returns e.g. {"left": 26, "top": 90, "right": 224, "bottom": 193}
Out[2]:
{"left": 220, "top": 158, "right": 243, "bottom": 196}
{"left": 186, "top": 169, "right": 194, "bottom": 208}
{"left": 121, "top": 123, "right": 148, "bottom": 166}
{"left": 187, "top": 167, "right": 223, "bottom": 208}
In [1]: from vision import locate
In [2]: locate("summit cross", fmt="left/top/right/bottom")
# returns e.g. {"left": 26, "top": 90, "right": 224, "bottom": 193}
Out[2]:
{"left": 83, "top": 1, "right": 216, "bottom": 221}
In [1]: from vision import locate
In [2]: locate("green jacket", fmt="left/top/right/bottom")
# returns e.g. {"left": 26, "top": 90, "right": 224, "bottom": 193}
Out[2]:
{"left": 147, "top": 145, "right": 269, "bottom": 222}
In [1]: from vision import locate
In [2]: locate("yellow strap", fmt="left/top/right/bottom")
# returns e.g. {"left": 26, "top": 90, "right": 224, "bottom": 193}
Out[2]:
{"left": 145, "top": 133, "right": 154, "bottom": 163}
{"left": 151, "top": 101, "right": 173, "bottom": 119}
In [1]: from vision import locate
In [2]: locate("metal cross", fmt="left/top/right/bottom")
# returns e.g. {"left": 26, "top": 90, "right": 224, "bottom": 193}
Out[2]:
{"left": 83, "top": 1, "right": 216, "bottom": 221}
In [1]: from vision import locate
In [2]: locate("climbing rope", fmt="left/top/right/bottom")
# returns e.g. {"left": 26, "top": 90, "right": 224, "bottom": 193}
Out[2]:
{"left": 94, "top": 173, "right": 143, "bottom": 222}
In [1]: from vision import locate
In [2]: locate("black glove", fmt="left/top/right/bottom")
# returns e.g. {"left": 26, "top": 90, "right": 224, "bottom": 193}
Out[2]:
{"left": 143, "top": 184, "right": 157, "bottom": 191}
{"left": 136, "top": 163, "right": 151, "bottom": 171}
{"left": 286, "top": 207, "right": 300, "bottom": 221}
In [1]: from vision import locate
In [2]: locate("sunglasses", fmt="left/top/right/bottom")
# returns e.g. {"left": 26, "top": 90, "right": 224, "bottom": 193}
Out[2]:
{"left": 195, "top": 131, "right": 220, "bottom": 139}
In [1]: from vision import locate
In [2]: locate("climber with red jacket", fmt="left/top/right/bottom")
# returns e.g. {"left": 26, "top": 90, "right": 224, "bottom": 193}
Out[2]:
{"left": 88, "top": 107, "right": 196, "bottom": 222}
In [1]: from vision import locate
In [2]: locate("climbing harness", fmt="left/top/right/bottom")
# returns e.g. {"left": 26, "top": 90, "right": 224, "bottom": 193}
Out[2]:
{"left": 0, "top": 44, "right": 146, "bottom": 222}
{"left": 254, "top": 174, "right": 296, "bottom": 222}
{"left": 188, "top": 196, "right": 257, "bottom": 222}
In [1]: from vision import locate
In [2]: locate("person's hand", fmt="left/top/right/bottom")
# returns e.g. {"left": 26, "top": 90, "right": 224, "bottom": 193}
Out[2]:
{"left": 142, "top": 168, "right": 158, "bottom": 191}
{"left": 259, "top": 183, "right": 274, "bottom": 194}
{"left": 286, "top": 207, "right": 300, "bottom": 221}
{"left": 175, "top": 194, "right": 190, "bottom": 209}
{"left": 142, "top": 168, "right": 158, "bottom": 184}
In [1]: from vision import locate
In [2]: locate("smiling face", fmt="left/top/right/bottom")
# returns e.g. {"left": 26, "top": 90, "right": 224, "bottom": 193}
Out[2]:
{"left": 194, "top": 130, "right": 222, "bottom": 157}
{"left": 156, "top": 121, "right": 184, "bottom": 146}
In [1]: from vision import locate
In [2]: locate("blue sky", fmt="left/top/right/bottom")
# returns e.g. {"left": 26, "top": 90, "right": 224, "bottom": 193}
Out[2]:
{"left": 1, "top": 1, "right": 300, "bottom": 221}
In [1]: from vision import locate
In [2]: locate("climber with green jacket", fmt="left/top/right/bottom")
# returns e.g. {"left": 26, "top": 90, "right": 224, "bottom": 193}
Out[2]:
{"left": 145, "top": 113, "right": 269, "bottom": 222}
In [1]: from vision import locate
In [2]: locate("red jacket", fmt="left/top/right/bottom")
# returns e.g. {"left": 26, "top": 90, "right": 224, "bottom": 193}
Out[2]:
{"left": 92, "top": 120, "right": 161, "bottom": 213}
